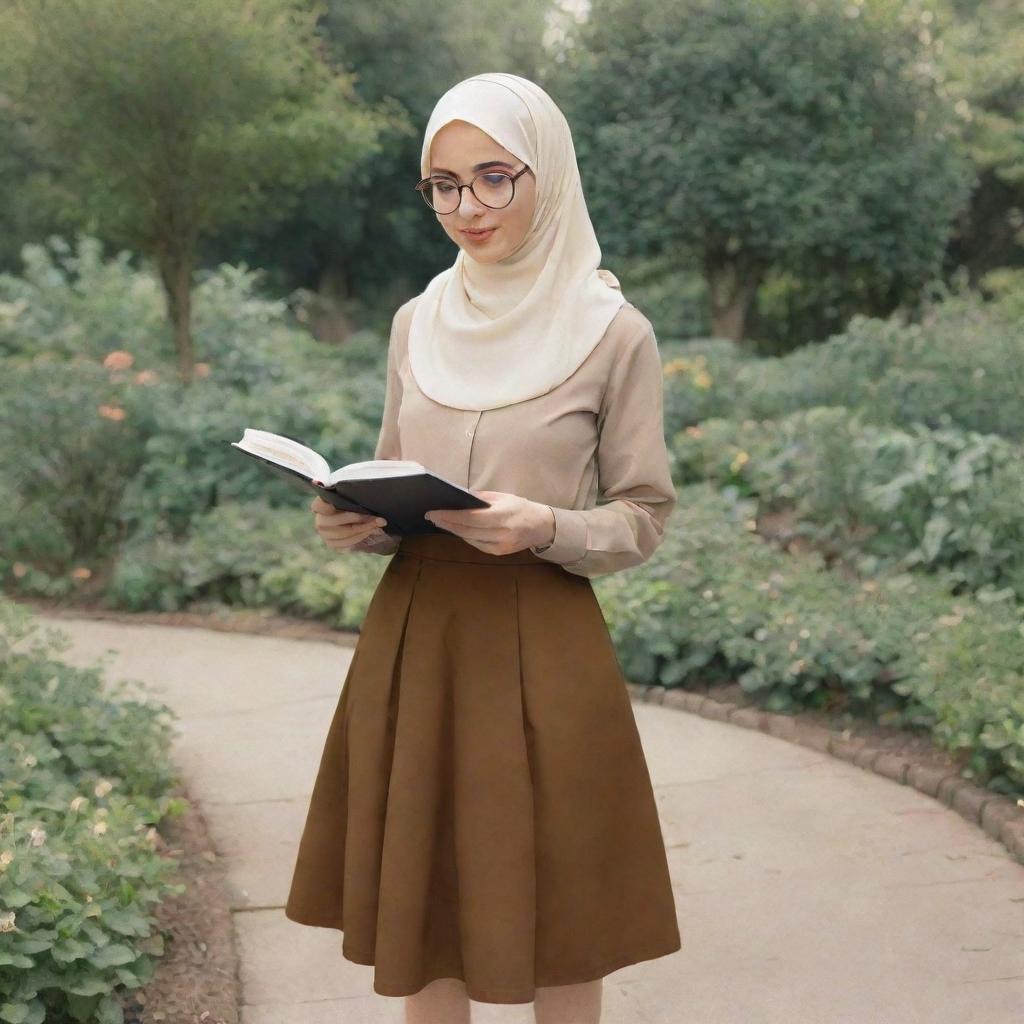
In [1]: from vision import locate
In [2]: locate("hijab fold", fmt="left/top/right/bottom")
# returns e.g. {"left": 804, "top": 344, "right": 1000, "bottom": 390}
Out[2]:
{"left": 407, "top": 72, "right": 625, "bottom": 411}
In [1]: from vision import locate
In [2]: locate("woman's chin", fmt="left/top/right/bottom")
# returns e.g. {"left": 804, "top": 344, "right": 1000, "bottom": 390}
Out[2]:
{"left": 461, "top": 245, "right": 505, "bottom": 262}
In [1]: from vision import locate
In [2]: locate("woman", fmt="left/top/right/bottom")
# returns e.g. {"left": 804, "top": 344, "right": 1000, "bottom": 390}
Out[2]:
{"left": 284, "top": 73, "right": 682, "bottom": 1024}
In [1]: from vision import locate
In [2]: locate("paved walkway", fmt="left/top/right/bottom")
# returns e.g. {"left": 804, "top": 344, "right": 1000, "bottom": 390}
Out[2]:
{"left": 43, "top": 614, "right": 1023, "bottom": 1024}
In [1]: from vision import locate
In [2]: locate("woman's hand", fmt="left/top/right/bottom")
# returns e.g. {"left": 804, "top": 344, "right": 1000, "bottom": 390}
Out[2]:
{"left": 424, "top": 490, "right": 555, "bottom": 554}
{"left": 310, "top": 495, "right": 389, "bottom": 551}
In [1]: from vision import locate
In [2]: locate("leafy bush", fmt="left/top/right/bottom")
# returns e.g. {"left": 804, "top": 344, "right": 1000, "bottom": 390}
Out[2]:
{"left": 596, "top": 484, "right": 1024, "bottom": 798}
{"left": 912, "top": 602, "right": 1024, "bottom": 791}
{"left": 978, "top": 265, "right": 1024, "bottom": 330}
{"left": 105, "top": 501, "right": 388, "bottom": 627}
{"left": 659, "top": 283, "right": 1024, "bottom": 441}
{"left": 659, "top": 338, "right": 749, "bottom": 438}
{"left": 0, "top": 235, "right": 387, "bottom": 579}
{"left": 0, "top": 237, "right": 167, "bottom": 365}
{"left": 669, "top": 406, "right": 1024, "bottom": 602}
{"left": 0, "top": 358, "right": 167, "bottom": 570}
{"left": 0, "top": 598, "right": 188, "bottom": 1023}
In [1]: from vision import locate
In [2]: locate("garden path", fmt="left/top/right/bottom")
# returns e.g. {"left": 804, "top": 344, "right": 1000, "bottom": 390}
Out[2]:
{"left": 45, "top": 614, "right": 1024, "bottom": 1024}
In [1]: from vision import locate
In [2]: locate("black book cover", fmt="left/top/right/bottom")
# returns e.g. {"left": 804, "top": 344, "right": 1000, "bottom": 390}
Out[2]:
{"left": 230, "top": 444, "right": 490, "bottom": 539}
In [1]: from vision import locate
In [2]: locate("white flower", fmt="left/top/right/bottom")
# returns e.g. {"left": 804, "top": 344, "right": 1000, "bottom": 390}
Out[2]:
{"left": 92, "top": 821, "right": 108, "bottom": 836}
{"left": 0, "top": 910, "right": 16, "bottom": 933}
{"left": 94, "top": 779, "right": 113, "bottom": 798}
{"left": 29, "top": 827, "right": 47, "bottom": 847}
{"left": 22, "top": 754, "right": 37, "bottom": 768}
{"left": 70, "top": 796, "right": 87, "bottom": 813}
{"left": 0, "top": 851, "right": 13, "bottom": 870}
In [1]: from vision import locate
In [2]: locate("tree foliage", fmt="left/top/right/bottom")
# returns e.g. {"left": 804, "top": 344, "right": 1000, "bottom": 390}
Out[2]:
{"left": 549, "top": 0, "right": 976, "bottom": 344}
{"left": 0, "top": 0, "right": 403, "bottom": 379}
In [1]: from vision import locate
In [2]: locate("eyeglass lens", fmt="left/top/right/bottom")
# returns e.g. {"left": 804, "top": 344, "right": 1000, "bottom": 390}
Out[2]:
{"left": 422, "top": 172, "right": 515, "bottom": 213}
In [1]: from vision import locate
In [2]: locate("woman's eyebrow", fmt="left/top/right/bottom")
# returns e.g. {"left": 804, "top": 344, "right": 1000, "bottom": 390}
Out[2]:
{"left": 429, "top": 160, "right": 515, "bottom": 177}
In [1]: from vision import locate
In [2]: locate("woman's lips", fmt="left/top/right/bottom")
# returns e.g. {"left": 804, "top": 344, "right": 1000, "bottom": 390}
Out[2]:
{"left": 461, "top": 227, "right": 497, "bottom": 242}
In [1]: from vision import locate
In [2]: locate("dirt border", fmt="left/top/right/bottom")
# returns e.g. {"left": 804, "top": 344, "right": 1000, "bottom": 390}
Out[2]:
{"left": 14, "top": 594, "right": 1024, "bottom": 1022}
{"left": 118, "top": 776, "right": 240, "bottom": 1024}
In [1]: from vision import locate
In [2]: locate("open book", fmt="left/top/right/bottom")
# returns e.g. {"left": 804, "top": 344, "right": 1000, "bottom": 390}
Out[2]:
{"left": 230, "top": 428, "right": 490, "bottom": 538}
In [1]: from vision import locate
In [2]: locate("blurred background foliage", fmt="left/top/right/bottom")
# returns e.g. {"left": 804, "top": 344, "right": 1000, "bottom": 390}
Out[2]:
{"left": 0, "top": 0, "right": 1020, "bottom": 355}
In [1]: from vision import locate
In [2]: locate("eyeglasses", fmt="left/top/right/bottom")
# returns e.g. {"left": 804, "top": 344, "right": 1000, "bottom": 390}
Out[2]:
{"left": 414, "top": 164, "right": 531, "bottom": 214}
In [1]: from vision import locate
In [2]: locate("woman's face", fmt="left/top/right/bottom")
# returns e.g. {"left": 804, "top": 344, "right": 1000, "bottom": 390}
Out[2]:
{"left": 427, "top": 120, "right": 536, "bottom": 264}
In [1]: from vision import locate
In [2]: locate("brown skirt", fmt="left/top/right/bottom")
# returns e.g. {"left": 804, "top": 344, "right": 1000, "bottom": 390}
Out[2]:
{"left": 283, "top": 531, "right": 681, "bottom": 1004}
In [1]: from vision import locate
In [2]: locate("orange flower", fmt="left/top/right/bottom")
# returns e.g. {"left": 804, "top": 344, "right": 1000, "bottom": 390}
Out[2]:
{"left": 103, "top": 350, "right": 134, "bottom": 370}
{"left": 12, "top": 563, "right": 28, "bottom": 578}
{"left": 194, "top": 362, "right": 211, "bottom": 378}
{"left": 98, "top": 404, "right": 126, "bottom": 421}
{"left": 71, "top": 567, "right": 92, "bottom": 580}
{"left": 133, "top": 370, "right": 159, "bottom": 385}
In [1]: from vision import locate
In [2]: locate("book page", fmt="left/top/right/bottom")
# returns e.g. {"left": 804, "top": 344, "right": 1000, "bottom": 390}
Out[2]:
{"left": 233, "top": 429, "right": 330, "bottom": 480}
{"left": 327, "top": 459, "right": 425, "bottom": 486}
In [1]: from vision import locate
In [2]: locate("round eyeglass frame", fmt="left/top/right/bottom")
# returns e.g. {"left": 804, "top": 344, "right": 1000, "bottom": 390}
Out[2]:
{"left": 414, "top": 164, "right": 532, "bottom": 214}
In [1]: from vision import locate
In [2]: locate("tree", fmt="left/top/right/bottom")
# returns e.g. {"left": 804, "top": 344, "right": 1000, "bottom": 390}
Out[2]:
{"left": 930, "top": 0, "right": 1024, "bottom": 283}
{"left": 200, "top": 0, "right": 553, "bottom": 340}
{"left": 549, "top": 0, "right": 976, "bottom": 345}
{"left": 0, "top": 0, "right": 405, "bottom": 382}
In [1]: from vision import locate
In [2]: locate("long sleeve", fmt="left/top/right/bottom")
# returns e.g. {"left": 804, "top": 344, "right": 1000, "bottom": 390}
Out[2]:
{"left": 348, "top": 311, "right": 404, "bottom": 556}
{"left": 528, "top": 320, "right": 676, "bottom": 578}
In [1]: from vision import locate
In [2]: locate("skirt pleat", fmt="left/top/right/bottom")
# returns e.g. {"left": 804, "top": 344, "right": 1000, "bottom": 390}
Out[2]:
{"left": 284, "top": 532, "right": 681, "bottom": 1004}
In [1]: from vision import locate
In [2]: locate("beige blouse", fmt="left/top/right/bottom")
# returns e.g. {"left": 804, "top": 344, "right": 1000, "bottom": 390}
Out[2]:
{"left": 349, "top": 294, "right": 677, "bottom": 578}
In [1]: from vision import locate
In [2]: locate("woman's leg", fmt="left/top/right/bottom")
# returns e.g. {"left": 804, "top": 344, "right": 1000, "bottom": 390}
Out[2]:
{"left": 403, "top": 977, "right": 472, "bottom": 1024}
{"left": 533, "top": 979, "right": 603, "bottom": 1024}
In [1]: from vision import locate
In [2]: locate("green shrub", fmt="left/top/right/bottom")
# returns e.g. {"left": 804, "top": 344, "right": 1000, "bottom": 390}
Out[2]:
{"left": 659, "top": 285, "right": 1024, "bottom": 441}
{"left": 105, "top": 501, "right": 388, "bottom": 627}
{"left": 600, "top": 485, "right": 905, "bottom": 715}
{"left": 669, "top": 407, "right": 1024, "bottom": 602}
{"left": 0, "top": 359, "right": 166, "bottom": 570}
{"left": 0, "top": 235, "right": 387, "bottom": 579}
{"left": 0, "top": 236, "right": 167, "bottom": 365}
{"left": 911, "top": 604, "right": 1024, "bottom": 791}
{"left": 596, "top": 484, "right": 1024, "bottom": 797}
{"left": 659, "top": 338, "right": 749, "bottom": 437}
{"left": 0, "top": 599, "right": 188, "bottom": 1022}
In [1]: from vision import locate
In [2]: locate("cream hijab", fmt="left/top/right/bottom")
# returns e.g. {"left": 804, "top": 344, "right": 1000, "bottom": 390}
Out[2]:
{"left": 407, "top": 72, "right": 626, "bottom": 411}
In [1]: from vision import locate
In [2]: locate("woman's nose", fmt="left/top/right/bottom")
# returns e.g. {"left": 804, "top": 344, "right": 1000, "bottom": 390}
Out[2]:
{"left": 458, "top": 188, "right": 487, "bottom": 217}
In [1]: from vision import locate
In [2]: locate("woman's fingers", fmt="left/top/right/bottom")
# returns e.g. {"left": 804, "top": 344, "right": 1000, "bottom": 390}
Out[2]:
{"left": 309, "top": 496, "right": 388, "bottom": 551}
{"left": 317, "top": 520, "right": 385, "bottom": 550}
{"left": 318, "top": 519, "right": 381, "bottom": 538}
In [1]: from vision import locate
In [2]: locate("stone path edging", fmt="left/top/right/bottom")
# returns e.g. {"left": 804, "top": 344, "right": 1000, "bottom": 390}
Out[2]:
{"left": 624, "top": 680, "right": 1024, "bottom": 869}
